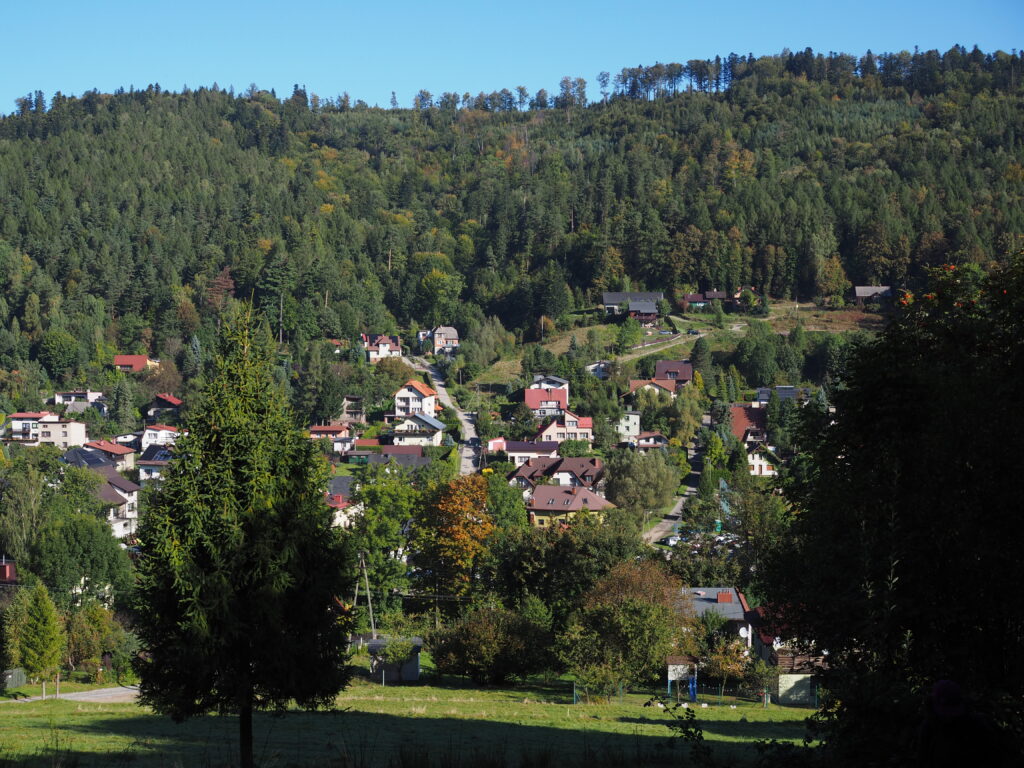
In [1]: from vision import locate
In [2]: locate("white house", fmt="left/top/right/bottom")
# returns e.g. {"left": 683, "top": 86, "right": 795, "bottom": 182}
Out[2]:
{"left": 524, "top": 388, "right": 568, "bottom": 419}
{"left": 361, "top": 333, "right": 403, "bottom": 363}
{"left": 488, "top": 439, "right": 560, "bottom": 466}
{"left": 53, "top": 390, "right": 104, "bottom": 407}
{"left": 535, "top": 411, "right": 593, "bottom": 445}
{"left": 391, "top": 413, "right": 446, "bottom": 447}
{"left": 617, "top": 411, "right": 641, "bottom": 441}
{"left": 393, "top": 380, "right": 440, "bottom": 418}
{"left": 141, "top": 424, "right": 180, "bottom": 452}
{"left": 84, "top": 440, "right": 136, "bottom": 472}
{"left": 93, "top": 465, "right": 142, "bottom": 538}
{"left": 418, "top": 326, "right": 460, "bottom": 356}
{"left": 6, "top": 412, "right": 88, "bottom": 449}
{"left": 137, "top": 444, "right": 173, "bottom": 487}
{"left": 747, "top": 444, "right": 779, "bottom": 477}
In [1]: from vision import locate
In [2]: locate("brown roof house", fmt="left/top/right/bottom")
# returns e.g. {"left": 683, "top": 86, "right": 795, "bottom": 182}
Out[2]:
{"left": 526, "top": 486, "right": 614, "bottom": 527}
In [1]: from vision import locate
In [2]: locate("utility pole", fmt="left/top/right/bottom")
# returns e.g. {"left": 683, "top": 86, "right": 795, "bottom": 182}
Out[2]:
{"left": 359, "top": 551, "right": 376, "bottom": 639}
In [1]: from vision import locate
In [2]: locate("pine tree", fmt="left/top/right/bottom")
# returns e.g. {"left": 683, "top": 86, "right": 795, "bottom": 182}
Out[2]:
{"left": 20, "top": 583, "right": 64, "bottom": 698}
{"left": 133, "top": 306, "right": 355, "bottom": 768}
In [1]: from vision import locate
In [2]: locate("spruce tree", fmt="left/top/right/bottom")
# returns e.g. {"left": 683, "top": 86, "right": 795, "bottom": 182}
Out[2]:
{"left": 134, "top": 306, "right": 355, "bottom": 768}
{"left": 20, "top": 583, "right": 64, "bottom": 698}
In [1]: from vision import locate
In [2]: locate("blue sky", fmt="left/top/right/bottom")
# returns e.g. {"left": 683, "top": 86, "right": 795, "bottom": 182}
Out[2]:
{"left": 2, "top": 0, "right": 1021, "bottom": 113}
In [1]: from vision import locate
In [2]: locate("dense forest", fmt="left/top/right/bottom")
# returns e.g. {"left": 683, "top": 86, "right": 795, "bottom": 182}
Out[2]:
{"left": 0, "top": 45, "right": 1021, "bottom": 406}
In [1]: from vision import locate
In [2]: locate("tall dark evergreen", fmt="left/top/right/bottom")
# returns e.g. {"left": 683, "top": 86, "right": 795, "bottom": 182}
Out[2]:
{"left": 133, "top": 306, "right": 355, "bottom": 768}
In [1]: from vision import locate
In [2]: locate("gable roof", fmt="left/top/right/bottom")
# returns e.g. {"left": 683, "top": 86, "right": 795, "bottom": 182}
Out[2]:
{"left": 629, "top": 299, "right": 658, "bottom": 314}
{"left": 654, "top": 360, "right": 694, "bottom": 381}
{"left": 627, "top": 379, "right": 675, "bottom": 395}
{"left": 138, "top": 443, "right": 174, "bottom": 464}
{"left": 527, "top": 485, "right": 615, "bottom": 512}
{"left": 63, "top": 447, "right": 115, "bottom": 470}
{"left": 502, "top": 440, "right": 560, "bottom": 454}
{"left": 602, "top": 291, "right": 663, "bottom": 305}
{"left": 730, "top": 406, "right": 767, "bottom": 443}
{"left": 433, "top": 326, "right": 458, "bottom": 338}
{"left": 146, "top": 424, "right": 179, "bottom": 433}
{"left": 854, "top": 285, "right": 892, "bottom": 298}
{"left": 328, "top": 475, "right": 354, "bottom": 499}
{"left": 402, "top": 413, "right": 446, "bottom": 431}
{"left": 532, "top": 374, "right": 569, "bottom": 387}
{"left": 153, "top": 393, "right": 183, "bottom": 407}
{"left": 400, "top": 379, "right": 438, "bottom": 398}
{"left": 9, "top": 411, "right": 51, "bottom": 419}
{"left": 524, "top": 388, "right": 568, "bottom": 410}
{"left": 538, "top": 410, "right": 594, "bottom": 432}
{"left": 95, "top": 465, "right": 141, "bottom": 494}
{"left": 511, "top": 456, "right": 604, "bottom": 486}
{"left": 113, "top": 355, "right": 150, "bottom": 372}
{"left": 382, "top": 445, "right": 424, "bottom": 456}
{"left": 85, "top": 440, "right": 135, "bottom": 456}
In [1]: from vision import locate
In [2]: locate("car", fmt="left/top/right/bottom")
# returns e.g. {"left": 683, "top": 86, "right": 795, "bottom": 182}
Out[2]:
{"left": 687, "top": 329, "right": 700, "bottom": 335}
{"left": 667, "top": 535, "right": 681, "bottom": 546}
{"left": 468, "top": 437, "right": 481, "bottom": 447}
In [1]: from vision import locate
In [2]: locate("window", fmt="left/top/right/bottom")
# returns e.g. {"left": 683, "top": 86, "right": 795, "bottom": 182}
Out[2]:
{"left": 547, "top": 499, "right": 554, "bottom": 505}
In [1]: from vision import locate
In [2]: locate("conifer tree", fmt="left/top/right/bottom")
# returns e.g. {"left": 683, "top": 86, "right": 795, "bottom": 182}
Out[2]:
{"left": 133, "top": 306, "right": 355, "bottom": 768}
{"left": 21, "top": 583, "right": 64, "bottom": 698}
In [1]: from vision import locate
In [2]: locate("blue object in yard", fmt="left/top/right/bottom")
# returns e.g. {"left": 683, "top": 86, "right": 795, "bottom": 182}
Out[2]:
{"left": 689, "top": 675, "right": 697, "bottom": 702}
{"left": 714, "top": 519, "right": 722, "bottom": 533}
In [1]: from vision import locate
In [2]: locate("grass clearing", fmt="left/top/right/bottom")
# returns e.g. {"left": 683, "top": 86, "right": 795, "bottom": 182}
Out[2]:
{"left": 0, "top": 673, "right": 811, "bottom": 766}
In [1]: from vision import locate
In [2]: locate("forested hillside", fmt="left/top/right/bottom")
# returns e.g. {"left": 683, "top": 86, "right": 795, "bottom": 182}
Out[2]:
{"left": 0, "top": 46, "right": 1021, "bottom": 400}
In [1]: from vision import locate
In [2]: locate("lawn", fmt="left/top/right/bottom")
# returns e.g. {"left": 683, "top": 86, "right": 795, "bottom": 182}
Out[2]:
{"left": 0, "top": 672, "right": 812, "bottom": 767}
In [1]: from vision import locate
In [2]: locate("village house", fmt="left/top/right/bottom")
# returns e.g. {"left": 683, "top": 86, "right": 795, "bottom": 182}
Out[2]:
{"left": 418, "top": 326, "right": 460, "bottom": 356}
{"left": 146, "top": 393, "right": 183, "bottom": 423}
{"left": 84, "top": 440, "right": 136, "bottom": 471}
{"left": 628, "top": 299, "right": 659, "bottom": 327}
{"left": 534, "top": 411, "right": 593, "bottom": 445}
{"left": 853, "top": 285, "right": 893, "bottom": 308}
{"left": 755, "top": 386, "right": 810, "bottom": 406}
{"left": 526, "top": 486, "right": 615, "bottom": 527}
{"left": 393, "top": 379, "right": 440, "bottom": 418}
{"left": 339, "top": 395, "right": 366, "bottom": 424}
{"left": 585, "top": 360, "right": 613, "bottom": 380}
{"left": 617, "top": 410, "right": 641, "bottom": 442}
{"left": 487, "top": 438, "right": 560, "bottom": 466}
{"left": 528, "top": 374, "right": 569, "bottom": 393}
{"left": 92, "top": 465, "right": 142, "bottom": 539}
{"left": 730, "top": 405, "right": 768, "bottom": 446}
{"left": 625, "top": 379, "right": 679, "bottom": 401}
{"left": 752, "top": 606, "right": 827, "bottom": 706}
{"left": 525, "top": 388, "right": 568, "bottom": 418}
{"left": 6, "top": 412, "right": 88, "bottom": 449}
{"left": 141, "top": 424, "right": 180, "bottom": 452}
{"left": 113, "top": 354, "right": 159, "bottom": 373}
{"left": 53, "top": 390, "right": 104, "bottom": 407}
{"left": 747, "top": 443, "right": 780, "bottom": 478}
{"left": 137, "top": 443, "right": 173, "bottom": 487}
{"left": 326, "top": 475, "right": 359, "bottom": 529}
{"left": 654, "top": 360, "right": 694, "bottom": 384}
{"left": 361, "top": 333, "right": 403, "bottom": 363}
{"left": 508, "top": 456, "right": 604, "bottom": 494}
{"left": 602, "top": 291, "right": 664, "bottom": 316}
{"left": 687, "top": 587, "right": 755, "bottom": 647}
{"left": 635, "top": 431, "right": 669, "bottom": 452}
{"left": 391, "top": 413, "right": 446, "bottom": 447}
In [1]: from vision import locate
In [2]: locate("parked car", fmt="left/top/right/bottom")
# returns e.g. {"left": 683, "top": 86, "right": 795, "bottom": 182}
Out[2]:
{"left": 687, "top": 329, "right": 700, "bottom": 335}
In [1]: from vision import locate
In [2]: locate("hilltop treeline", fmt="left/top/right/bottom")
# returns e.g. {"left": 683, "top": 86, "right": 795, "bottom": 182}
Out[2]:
{"left": 0, "top": 45, "right": 1021, "bottom": 398}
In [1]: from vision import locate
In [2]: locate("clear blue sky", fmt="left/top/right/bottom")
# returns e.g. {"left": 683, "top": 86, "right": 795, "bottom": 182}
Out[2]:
{"left": 2, "top": 0, "right": 1021, "bottom": 113}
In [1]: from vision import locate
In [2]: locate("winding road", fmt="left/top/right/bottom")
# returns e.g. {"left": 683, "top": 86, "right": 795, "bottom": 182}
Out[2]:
{"left": 409, "top": 358, "right": 478, "bottom": 475}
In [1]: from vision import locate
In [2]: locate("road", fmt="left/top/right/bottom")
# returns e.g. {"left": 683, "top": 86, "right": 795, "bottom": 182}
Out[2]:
{"left": 410, "top": 358, "right": 478, "bottom": 475}
{"left": 643, "top": 495, "right": 687, "bottom": 545}
{"left": 1, "top": 685, "right": 139, "bottom": 704}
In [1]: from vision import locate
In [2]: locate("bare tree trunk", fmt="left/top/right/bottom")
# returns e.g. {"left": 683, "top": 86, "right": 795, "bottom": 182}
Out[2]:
{"left": 240, "top": 701, "right": 254, "bottom": 768}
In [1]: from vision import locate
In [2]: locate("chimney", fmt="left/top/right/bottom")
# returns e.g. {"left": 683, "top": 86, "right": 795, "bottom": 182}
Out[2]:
{"left": 717, "top": 590, "right": 733, "bottom": 603}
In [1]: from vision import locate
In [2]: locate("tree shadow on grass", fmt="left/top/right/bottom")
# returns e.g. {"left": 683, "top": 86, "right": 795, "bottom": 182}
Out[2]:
{"left": 13, "top": 709, "right": 692, "bottom": 768}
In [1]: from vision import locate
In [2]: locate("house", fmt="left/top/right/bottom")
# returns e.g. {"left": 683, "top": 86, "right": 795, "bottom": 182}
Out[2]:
{"left": 141, "top": 424, "right": 180, "bottom": 452}
{"left": 418, "top": 326, "right": 460, "bottom": 356}
{"left": 654, "top": 360, "right": 694, "bottom": 384}
{"left": 146, "top": 393, "right": 182, "bottom": 423}
{"left": 138, "top": 443, "right": 173, "bottom": 487}
{"left": 309, "top": 424, "right": 351, "bottom": 452}
{"left": 487, "top": 439, "right": 560, "bottom": 466}
{"left": 84, "top": 440, "right": 136, "bottom": 471}
{"left": 528, "top": 374, "right": 570, "bottom": 394}
{"left": 853, "top": 286, "right": 893, "bottom": 308}
{"left": 585, "top": 360, "right": 613, "bottom": 380}
{"left": 53, "top": 390, "right": 104, "bottom": 407}
{"left": 687, "top": 587, "right": 755, "bottom": 647}
{"left": 535, "top": 411, "right": 593, "bottom": 445}
{"left": 63, "top": 398, "right": 108, "bottom": 417}
{"left": 617, "top": 411, "right": 641, "bottom": 441}
{"left": 508, "top": 456, "right": 604, "bottom": 494}
{"left": 361, "top": 333, "right": 403, "bottom": 363}
{"left": 326, "top": 475, "right": 359, "bottom": 529}
{"left": 367, "top": 636, "right": 423, "bottom": 683}
{"left": 391, "top": 413, "right": 446, "bottom": 447}
{"left": 393, "top": 380, "right": 440, "bottom": 418}
{"left": 730, "top": 406, "right": 768, "bottom": 446}
{"left": 629, "top": 299, "right": 659, "bottom": 327}
{"left": 755, "top": 386, "right": 810, "bottom": 406}
{"left": 63, "top": 446, "right": 117, "bottom": 471}
{"left": 5, "top": 412, "right": 88, "bottom": 449}
{"left": 752, "top": 606, "right": 827, "bottom": 705}
{"left": 339, "top": 395, "right": 366, "bottom": 425}
{"left": 526, "top": 486, "right": 615, "bottom": 527}
{"left": 113, "top": 354, "right": 159, "bottom": 373}
{"left": 92, "top": 465, "right": 142, "bottom": 539}
{"left": 602, "top": 291, "right": 664, "bottom": 316}
{"left": 681, "top": 293, "right": 707, "bottom": 310}
{"left": 635, "top": 431, "right": 669, "bottom": 452}
{"left": 703, "top": 290, "right": 729, "bottom": 304}
{"left": 747, "top": 444, "right": 779, "bottom": 477}
{"left": 625, "top": 379, "right": 679, "bottom": 400}
{"left": 524, "top": 388, "right": 568, "bottom": 418}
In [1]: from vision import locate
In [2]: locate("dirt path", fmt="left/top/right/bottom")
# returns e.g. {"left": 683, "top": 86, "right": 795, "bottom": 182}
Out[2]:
{"left": 2, "top": 685, "right": 139, "bottom": 704}
{"left": 643, "top": 496, "right": 686, "bottom": 545}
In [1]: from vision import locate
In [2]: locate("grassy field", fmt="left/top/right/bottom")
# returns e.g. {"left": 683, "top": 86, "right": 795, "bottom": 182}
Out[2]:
{"left": 0, "top": 670, "right": 812, "bottom": 767}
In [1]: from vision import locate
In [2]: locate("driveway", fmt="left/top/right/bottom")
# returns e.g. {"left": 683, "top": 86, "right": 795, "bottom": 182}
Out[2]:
{"left": 643, "top": 495, "right": 686, "bottom": 545}
{"left": 2, "top": 685, "right": 139, "bottom": 704}
{"left": 410, "top": 358, "right": 478, "bottom": 475}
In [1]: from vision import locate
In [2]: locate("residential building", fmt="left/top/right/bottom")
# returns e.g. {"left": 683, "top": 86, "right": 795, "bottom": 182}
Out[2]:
{"left": 361, "top": 333, "right": 403, "bottom": 363}
{"left": 602, "top": 291, "right": 664, "bottom": 316}
{"left": 535, "top": 411, "right": 593, "bottom": 445}
{"left": 625, "top": 379, "right": 679, "bottom": 401}
{"left": 853, "top": 285, "right": 893, "bottom": 307}
{"left": 391, "top": 413, "right": 446, "bottom": 447}
{"left": 418, "top": 326, "right": 460, "bottom": 356}
{"left": 309, "top": 424, "right": 350, "bottom": 442}
{"left": 137, "top": 443, "right": 173, "bottom": 487}
{"left": 486, "top": 439, "right": 560, "bottom": 466}
{"left": 654, "top": 360, "right": 694, "bottom": 384}
{"left": 113, "top": 354, "right": 159, "bottom": 373}
{"left": 629, "top": 299, "right": 659, "bottom": 326}
{"left": 617, "top": 411, "right": 641, "bottom": 442}
{"left": 393, "top": 379, "right": 440, "bottom": 418}
{"left": 585, "top": 360, "right": 613, "bottom": 380}
{"left": 339, "top": 395, "right": 366, "bottom": 424}
{"left": 730, "top": 406, "right": 768, "bottom": 446}
{"left": 524, "top": 388, "right": 568, "bottom": 418}
{"left": 747, "top": 444, "right": 780, "bottom": 477}
{"left": 687, "top": 587, "right": 755, "bottom": 647}
{"left": 326, "top": 475, "right": 359, "bottom": 529}
{"left": 53, "top": 390, "right": 104, "bottom": 407}
{"left": 141, "top": 424, "right": 180, "bottom": 452}
{"left": 529, "top": 374, "right": 570, "bottom": 393}
{"left": 635, "top": 431, "right": 669, "bottom": 452}
{"left": 755, "top": 386, "right": 810, "bottom": 406}
{"left": 6, "top": 412, "right": 88, "bottom": 449}
{"left": 93, "top": 465, "right": 142, "bottom": 539}
{"left": 526, "top": 486, "right": 615, "bottom": 527}
{"left": 84, "top": 440, "right": 136, "bottom": 471}
{"left": 146, "top": 393, "right": 183, "bottom": 423}
{"left": 508, "top": 456, "right": 604, "bottom": 494}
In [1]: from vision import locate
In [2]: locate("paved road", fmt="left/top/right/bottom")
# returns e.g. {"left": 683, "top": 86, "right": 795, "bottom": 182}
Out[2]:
{"left": 2, "top": 685, "right": 139, "bottom": 704}
{"left": 643, "top": 495, "right": 686, "bottom": 545}
{"left": 410, "top": 358, "right": 478, "bottom": 475}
